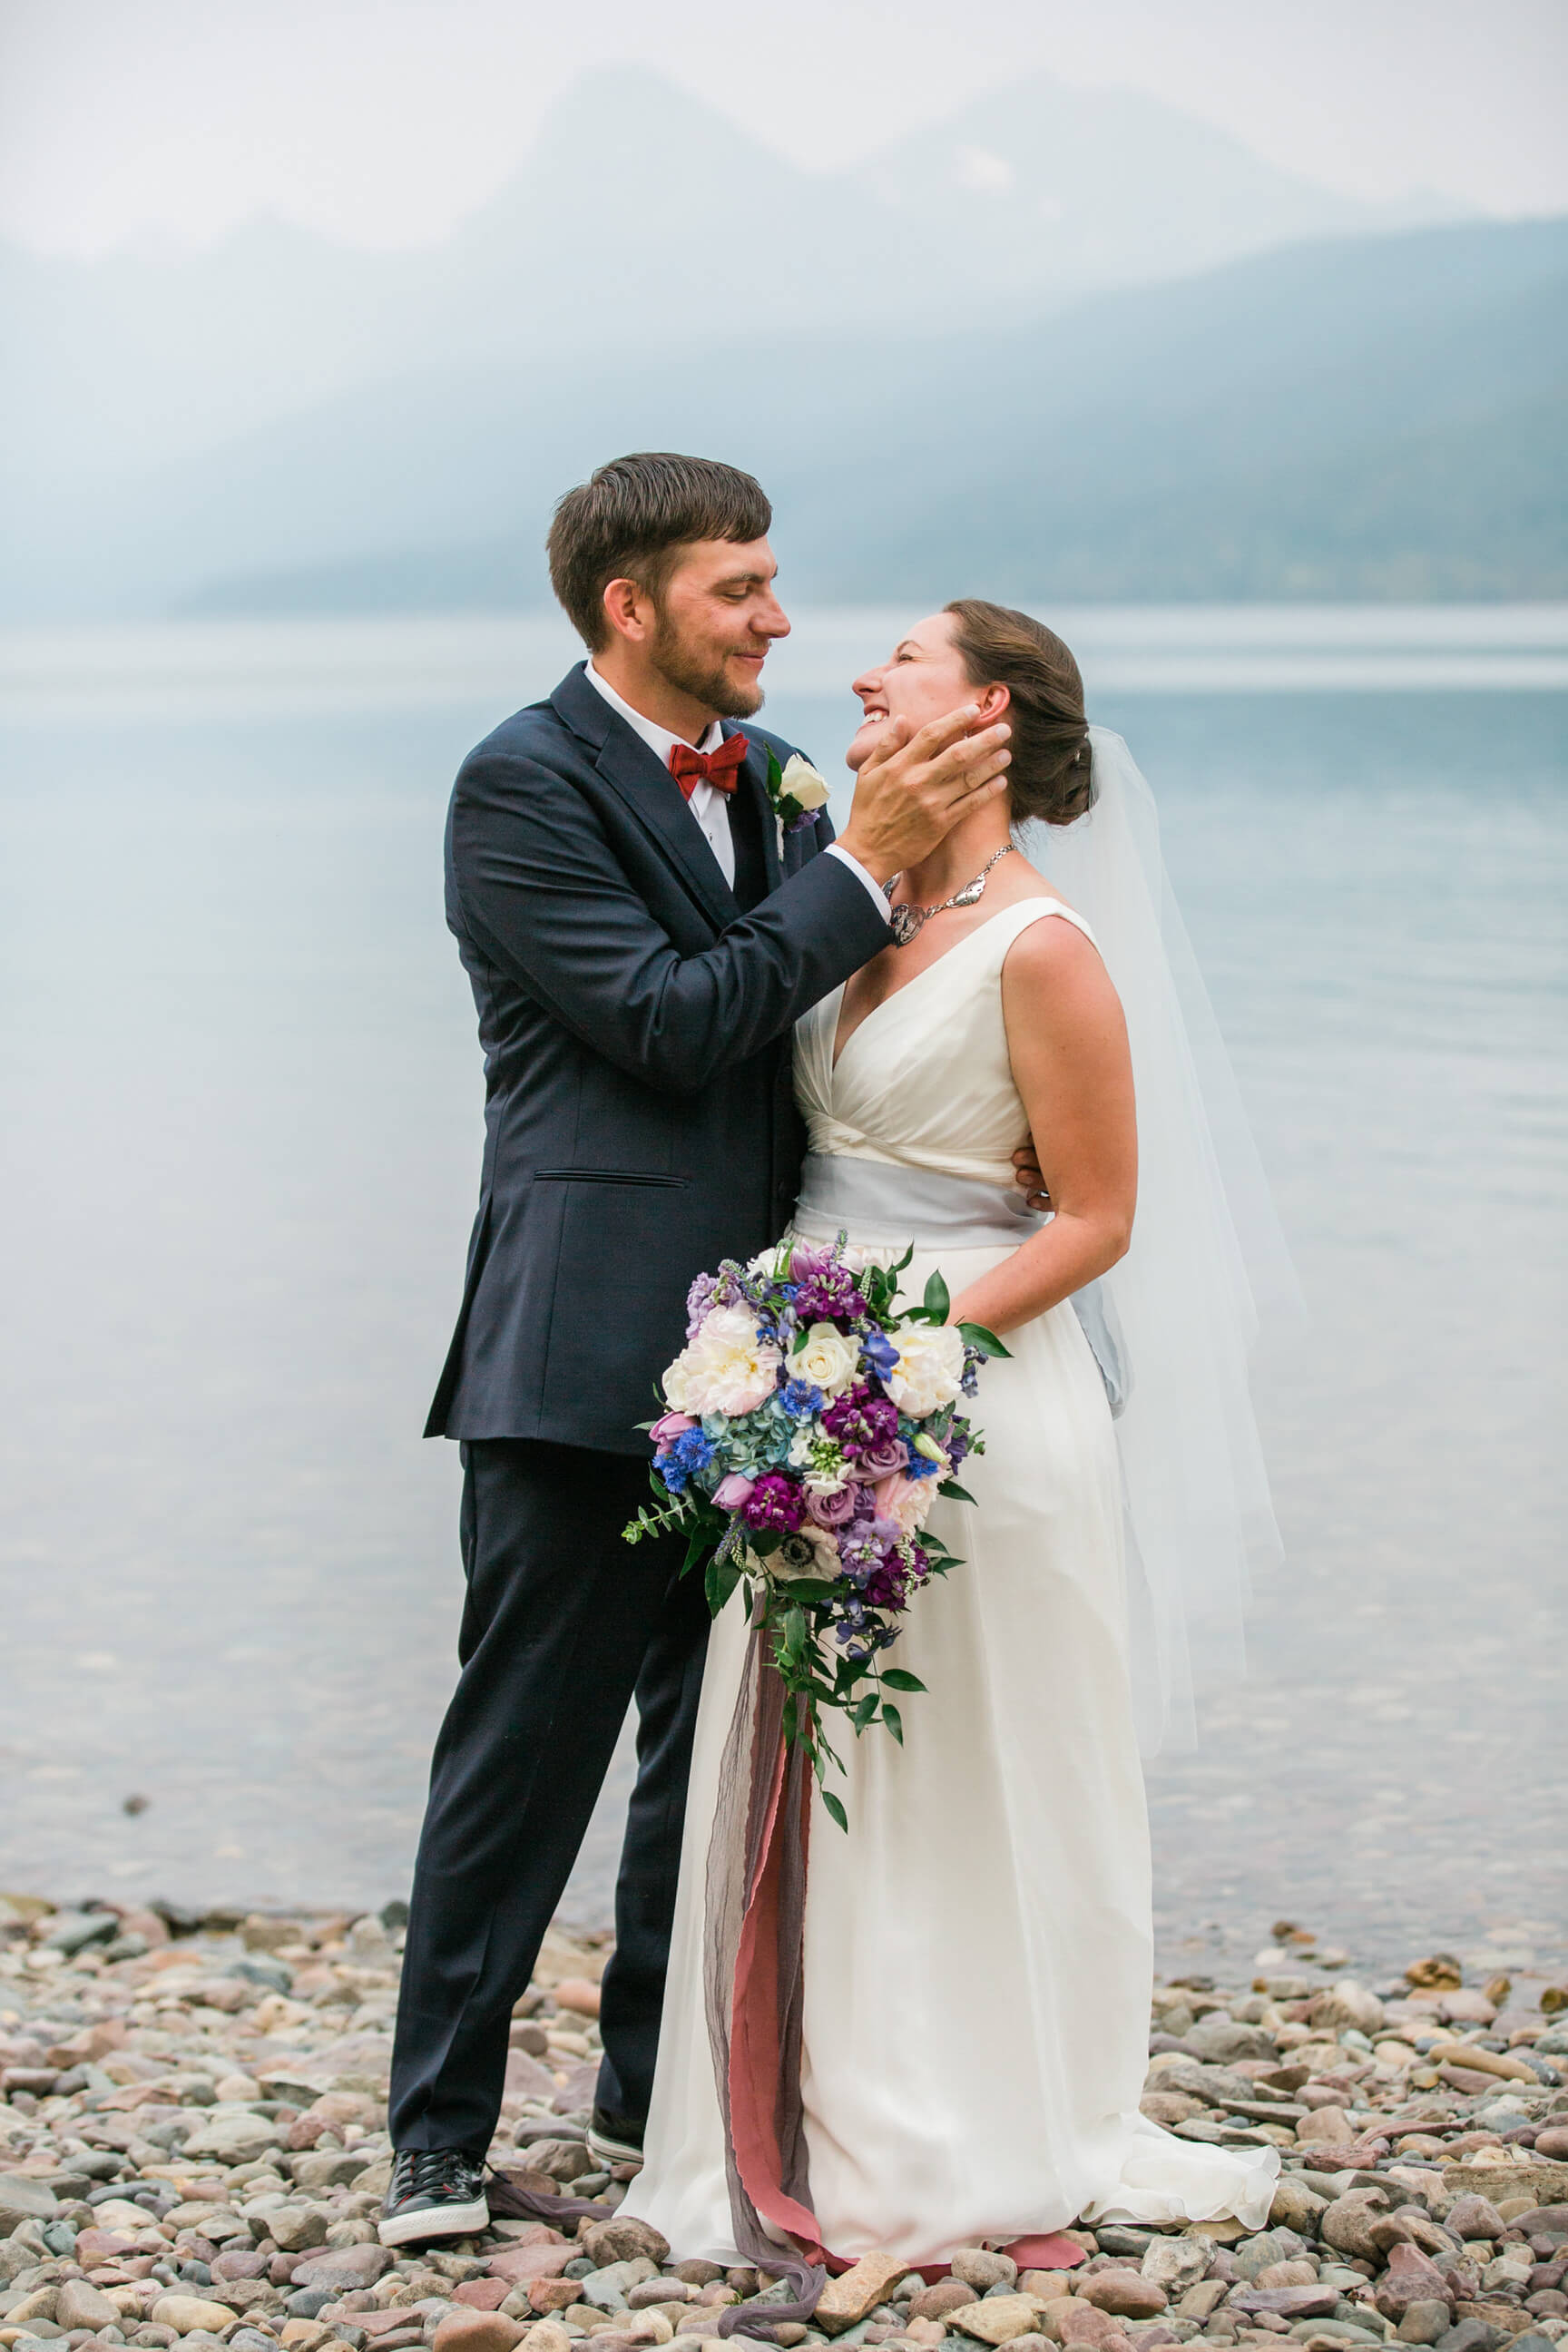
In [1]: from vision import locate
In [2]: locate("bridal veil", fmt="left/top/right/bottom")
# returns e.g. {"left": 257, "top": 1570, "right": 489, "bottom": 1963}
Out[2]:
{"left": 1025, "top": 727, "right": 1301, "bottom": 1754}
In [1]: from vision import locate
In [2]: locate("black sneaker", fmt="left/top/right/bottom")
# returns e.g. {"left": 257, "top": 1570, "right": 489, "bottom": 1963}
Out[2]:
{"left": 586, "top": 2106, "right": 644, "bottom": 2170}
{"left": 377, "top": 2147, "right": 489, "bottom": 2247}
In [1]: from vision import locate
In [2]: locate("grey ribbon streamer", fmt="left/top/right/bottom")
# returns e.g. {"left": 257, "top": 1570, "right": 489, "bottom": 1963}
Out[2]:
{"left": 703, "top": 1622, "right": 828, "bottom": 2339}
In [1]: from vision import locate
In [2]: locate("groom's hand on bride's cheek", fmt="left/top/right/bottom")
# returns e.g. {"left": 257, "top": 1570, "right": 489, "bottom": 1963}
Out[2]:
{"left": 838, "top": 705, "right": 1012, "bottom": 884}
{"left": 1013, "top": 1143, "right": 1051, "bottom": 1211}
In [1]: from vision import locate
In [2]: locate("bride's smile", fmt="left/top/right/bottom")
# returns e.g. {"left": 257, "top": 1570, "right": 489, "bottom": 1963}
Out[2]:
{"left": 848, "top": 612, "right": 1010, "bottom": 771}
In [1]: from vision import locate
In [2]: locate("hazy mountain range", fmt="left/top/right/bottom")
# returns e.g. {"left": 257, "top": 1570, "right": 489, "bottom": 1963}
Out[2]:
{"left": 5, "top": 67, "right": 1561, "bottom": 618}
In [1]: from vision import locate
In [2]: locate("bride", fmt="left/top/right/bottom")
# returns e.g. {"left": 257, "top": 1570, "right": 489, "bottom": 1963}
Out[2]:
{"left": 625, "top": 600, "right": 1287, "bottom": 2283}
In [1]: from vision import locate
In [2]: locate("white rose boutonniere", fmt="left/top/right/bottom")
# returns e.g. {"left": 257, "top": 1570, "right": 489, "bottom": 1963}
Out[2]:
{"left": 780, "top": 753, "right": 830, "bottom": 810}
{"left": 766, "top": 747, "right": 832, "bottom": 854}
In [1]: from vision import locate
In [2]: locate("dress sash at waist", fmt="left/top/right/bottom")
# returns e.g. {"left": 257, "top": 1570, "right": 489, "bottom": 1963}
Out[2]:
{"left": 795, "top": 1152, "right": 1044, "bottom": 1249}
{"left": 792, "top": 1152, "right": 1129, "bottom": 1416}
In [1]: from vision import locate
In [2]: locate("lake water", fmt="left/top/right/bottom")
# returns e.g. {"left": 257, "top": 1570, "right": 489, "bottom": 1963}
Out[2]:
{"left": 1, "top": 606, "right": 1563, "bottom": 1981}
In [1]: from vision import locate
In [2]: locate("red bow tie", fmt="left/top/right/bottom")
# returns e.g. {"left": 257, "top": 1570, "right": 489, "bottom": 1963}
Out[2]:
{"left": 669, "top": 732, "right": 749, "bottom": 799}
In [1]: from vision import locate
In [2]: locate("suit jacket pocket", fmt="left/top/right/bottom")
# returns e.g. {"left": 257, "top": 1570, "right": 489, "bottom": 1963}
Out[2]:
{"left": 534, "top": 1169, "right": 688, "bottom": 1188}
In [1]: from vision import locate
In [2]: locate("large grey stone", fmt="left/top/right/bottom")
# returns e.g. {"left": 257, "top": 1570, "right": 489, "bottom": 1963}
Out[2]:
{"left": 290, "top": 2245, "right": 393, "bottom": 2293}
{"left": 1142, "top": 2239, "right": 1210, "bottom": 2295}
{"left": 1234, "top": 2233, "right": 1308, "bottom": 2284}
{"left": 44, "top": 1910, "right": 121, "bottom": 1956}
{"left": 1186, "top": 2017, "right": 1279, "bottom": 2065}
{"left": 0, "top": 2179, "right": 59, "bottom": 2233}
{"left": 179, "top": 2111, "right": 283, "bottom": 2165}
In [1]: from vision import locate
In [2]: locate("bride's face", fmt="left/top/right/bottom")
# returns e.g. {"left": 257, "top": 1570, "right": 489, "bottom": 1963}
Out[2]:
{"left": 847, "top": 612, "right": 1000, "bottom": 771}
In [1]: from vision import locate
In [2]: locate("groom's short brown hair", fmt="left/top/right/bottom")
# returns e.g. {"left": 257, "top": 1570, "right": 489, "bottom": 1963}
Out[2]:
{"left": 548, "top": 452, "right": 772, "bottom": 650}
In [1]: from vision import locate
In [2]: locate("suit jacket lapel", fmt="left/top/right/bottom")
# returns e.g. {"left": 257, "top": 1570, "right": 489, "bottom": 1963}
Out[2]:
{"left": 730, "top": 728, "right": 783, "bottom": 897}
{"left": 551, "top": 665, "right": 740, "bottom": 933}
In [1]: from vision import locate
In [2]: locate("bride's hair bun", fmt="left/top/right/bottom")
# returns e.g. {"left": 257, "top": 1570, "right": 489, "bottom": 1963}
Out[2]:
{"left": 944, "top": 599, "right": 1094, "bottom": 828}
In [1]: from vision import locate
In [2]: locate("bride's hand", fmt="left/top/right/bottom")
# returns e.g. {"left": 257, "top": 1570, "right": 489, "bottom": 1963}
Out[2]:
{"left": 836, "top": 707, "right": 1011, "bottom": 886}
{"left": 1013, "top": 1142, "right": 1050, "bottom": 1212}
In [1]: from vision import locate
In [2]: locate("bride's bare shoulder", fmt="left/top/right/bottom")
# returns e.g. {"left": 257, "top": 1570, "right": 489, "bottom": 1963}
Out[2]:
{"left": 999, "top": 889, "right": 1116, "bottom": 1014}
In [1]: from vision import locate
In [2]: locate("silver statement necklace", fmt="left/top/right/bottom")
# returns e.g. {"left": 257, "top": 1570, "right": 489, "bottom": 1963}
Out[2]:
{"left": 887, "top": 842, "right": 1014, "bottom": 947}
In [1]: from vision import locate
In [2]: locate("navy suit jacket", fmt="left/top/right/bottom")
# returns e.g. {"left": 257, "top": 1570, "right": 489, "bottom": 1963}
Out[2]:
{"left": 426, "top": 661, "right": 892, "bottom": 1454}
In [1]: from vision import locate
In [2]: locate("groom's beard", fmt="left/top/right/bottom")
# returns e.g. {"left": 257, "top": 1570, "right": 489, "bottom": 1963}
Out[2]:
{"left": 650, "top": 615, "right": 766, "bottom": 720}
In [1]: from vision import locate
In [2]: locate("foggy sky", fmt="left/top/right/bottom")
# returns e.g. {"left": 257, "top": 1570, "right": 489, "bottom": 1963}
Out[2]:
{"left": 2, "top": 0, "right": 1565, "bottom": 256}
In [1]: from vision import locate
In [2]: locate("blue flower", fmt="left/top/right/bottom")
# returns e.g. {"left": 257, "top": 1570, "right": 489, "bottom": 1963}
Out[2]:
{"left": 861, "top": 1330, "right": 900, "bottom": 1378}
{"left": 779, "top": 1377, "right": 825, "bottom": 1419}
{"left": 671, "top": 1426, "right": 717, "bottom": 1477}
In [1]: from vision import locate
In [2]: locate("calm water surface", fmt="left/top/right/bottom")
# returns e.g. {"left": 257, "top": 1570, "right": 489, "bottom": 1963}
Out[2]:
{"left": 0, "top": 612, "right": 1563, "bottom": 1978}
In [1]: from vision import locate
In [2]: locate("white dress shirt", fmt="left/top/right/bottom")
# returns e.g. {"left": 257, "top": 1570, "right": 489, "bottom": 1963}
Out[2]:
{"left": 583, "top": 662, "right": 888, "bottom": 918}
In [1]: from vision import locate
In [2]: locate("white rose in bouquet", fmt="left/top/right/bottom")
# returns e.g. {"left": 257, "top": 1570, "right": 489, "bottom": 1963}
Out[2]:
{"left": 886, "top": 1322, "right": 967, "bottom": 1418}
{"left": 793, "top": 1319, "right": 860, "bottom": 1396}
{"left": 664, "top": 1304, "right": 783, "bottom": 1418}
{"left": 780, "top": 754, "right": 830, "bottom": 810}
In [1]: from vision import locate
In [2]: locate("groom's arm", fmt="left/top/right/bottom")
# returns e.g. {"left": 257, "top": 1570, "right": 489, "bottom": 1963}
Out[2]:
{"left": 449, "top": 750, "right": 890, "bottom": 1096}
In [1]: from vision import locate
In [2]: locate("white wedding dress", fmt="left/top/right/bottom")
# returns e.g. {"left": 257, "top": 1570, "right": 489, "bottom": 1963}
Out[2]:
{"left": 629, "top": 897, "right": 1279, "bottom": 2267}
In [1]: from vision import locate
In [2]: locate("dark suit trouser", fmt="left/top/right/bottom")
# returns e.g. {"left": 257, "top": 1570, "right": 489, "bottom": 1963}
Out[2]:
{"left": 388, "top": 1437, "right": 707, "bottom": 2155}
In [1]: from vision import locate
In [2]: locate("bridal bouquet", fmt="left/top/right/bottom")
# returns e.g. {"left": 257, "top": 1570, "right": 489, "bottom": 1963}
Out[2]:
{"left": 624, "top": 1236, "right": 1007, "bottom": 1827}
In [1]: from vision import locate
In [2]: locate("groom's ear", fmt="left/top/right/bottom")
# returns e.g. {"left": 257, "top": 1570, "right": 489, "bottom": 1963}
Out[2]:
{"left": 602, "top": 575, "right": 659, "bottom": 644}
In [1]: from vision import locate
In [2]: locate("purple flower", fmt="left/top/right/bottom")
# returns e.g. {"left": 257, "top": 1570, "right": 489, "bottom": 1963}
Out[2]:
{"left": 714, "top": 1473, "right": 756, "bottom": 1511}
{"left": 684, "top": 1272, "right": 720, "bottom": 1339}
{"left": 742, "top": 1473, "right": 805, "bottom": 1533}
{"left": 787, "top": 1242, "right": 834, "bottom": 1282}
{"left": 792, "top": 1272, "right": 868, "bottom": 1326}
{"left": 821, "top": 1383, "right": 900, "bottom": 1457}
{"left": 804, "top": 1485, "right": 857, "bottom": 1528}
{"left": 857, "top": 1437, "right": 909, "bottom": 1482}
{"left": 864, "top": 1563, "right": 908, "bottom": 1611}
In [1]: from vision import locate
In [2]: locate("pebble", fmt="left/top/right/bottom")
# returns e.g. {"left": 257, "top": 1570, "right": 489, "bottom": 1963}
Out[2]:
{"left": 3, "top": 1907, "right": 1567, "bottom": 2352}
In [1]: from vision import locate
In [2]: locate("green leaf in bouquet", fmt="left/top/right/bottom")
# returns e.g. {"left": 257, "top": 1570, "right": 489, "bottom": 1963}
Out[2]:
{"left": 958, "top": 1319, "right": 1012, "bottom": 1357}
{"left": 776, "top": 1576, "right": 837, "bottom": 1606}
{"left": 705, "top": 1552, "right": 742, "bottom": 1617}
{"left": 922, "top": 1269, "right": 951, "bottom": 1321}
{"left": 881, "top": 1700, "right": 904, "bottom": 1745}
{"left": 750, "top": 1526, "right": 783, "bottom": 1556}
{"left": 937, "top": 1479, "right": 977, "bottom": 1504}
{"left": 766, "top": 746, "right": 784, "bottom": 792}
{"left": 891, "top": 1244, "right": 914, "bottom": 1274}
{"left": 879, "top": 1668, "right": 926, "bottom": 1692}
{"left": 821, "top": 1789, "right": 849, "bottom": 1834}
{"left": 852, "top": 1691, "right": 878, "bottom": 1731}
{"left": 683, "top": 1523, "right": 713, "bottom": 1576}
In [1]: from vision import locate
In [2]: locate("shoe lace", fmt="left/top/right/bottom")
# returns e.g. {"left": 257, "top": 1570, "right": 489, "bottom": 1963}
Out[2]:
{"left": 397, "top": 2146, "right": 478, "bottom": 2200}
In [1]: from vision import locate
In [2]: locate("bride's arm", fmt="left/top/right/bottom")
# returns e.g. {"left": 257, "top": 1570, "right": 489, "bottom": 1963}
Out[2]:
{"left": 947, "top": 919, "right": 1137, "bottom": 1338}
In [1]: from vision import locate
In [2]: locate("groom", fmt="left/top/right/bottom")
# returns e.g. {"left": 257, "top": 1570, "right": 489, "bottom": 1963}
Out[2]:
{"left": 382, "top": 451, "right": 1013, "bottom": 2245}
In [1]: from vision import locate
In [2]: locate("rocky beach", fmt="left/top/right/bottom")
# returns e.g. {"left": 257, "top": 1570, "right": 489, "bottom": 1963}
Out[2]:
{"left": 2, "top": 1898, "right": 1564, "bottom": 2352}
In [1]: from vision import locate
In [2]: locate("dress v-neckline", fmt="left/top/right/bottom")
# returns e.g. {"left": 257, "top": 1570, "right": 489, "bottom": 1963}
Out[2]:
{"left": 829, "top": 893, "right": 1070, "bottom": 1074}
